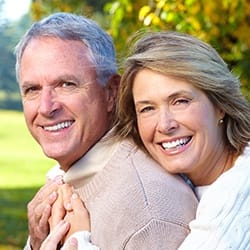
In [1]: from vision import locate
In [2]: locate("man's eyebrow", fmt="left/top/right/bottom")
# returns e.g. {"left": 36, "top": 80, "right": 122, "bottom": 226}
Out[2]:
{"left": 53, "top": 74, "right": 79, "bottom": 82}
{"left": 21, "top": 81, "right": 38, "bottom": 88}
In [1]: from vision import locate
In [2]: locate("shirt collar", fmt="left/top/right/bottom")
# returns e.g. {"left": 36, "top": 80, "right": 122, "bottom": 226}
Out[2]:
{"left": 46, "top": 130, "right": 120, "bottom": 187}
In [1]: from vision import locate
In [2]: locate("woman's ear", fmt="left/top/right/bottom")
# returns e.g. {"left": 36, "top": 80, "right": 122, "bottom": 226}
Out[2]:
{"left": 105, "top": 74, "right": 120, "bottom": 112}
{"left": 217, "top": 108, "right": 225, "bottom": 124}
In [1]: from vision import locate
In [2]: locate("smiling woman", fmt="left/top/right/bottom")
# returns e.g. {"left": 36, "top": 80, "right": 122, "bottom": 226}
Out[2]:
{"left": 2, "top": 0, "right": 31, "bottom": 21}
{"left": 114, "top": 31, "right": 250, "bottom": 250}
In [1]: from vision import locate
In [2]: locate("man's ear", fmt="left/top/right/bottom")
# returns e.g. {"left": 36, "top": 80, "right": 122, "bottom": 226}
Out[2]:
{"left": 105, "top": 74, "right": 120, "bottom": 112}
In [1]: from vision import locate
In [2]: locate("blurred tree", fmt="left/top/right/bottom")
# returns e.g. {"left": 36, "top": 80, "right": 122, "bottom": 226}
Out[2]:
{"left": 0, "top": 22, "right": 18, "bottom": 93}
{"left": 0, "top": 12, "right": 32, "bottom": 110}
{"left": 30, "top": 0, "right": 107, "bottom": 20}
{"left": 29, "top": 1, "right": 250, "bottom": 61}
{"left": 105, "top": 0, "right": 250, "bottom": 99}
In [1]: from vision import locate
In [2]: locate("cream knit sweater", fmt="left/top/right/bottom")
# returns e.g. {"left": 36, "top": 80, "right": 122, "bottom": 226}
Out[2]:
{"left": 66, "top": 138, "right": 198, "bottom": 249}
{"left": 25, "top": 137, "right": 198, "bottom": 250}
{"left": 64, "top": 143, "right": 250, "bottom": 250}
{"left": 179, "top": 144, "right": 250, "bottom": 250}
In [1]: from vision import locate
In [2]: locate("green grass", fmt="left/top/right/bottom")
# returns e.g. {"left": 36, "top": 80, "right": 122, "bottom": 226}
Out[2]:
{"left": 0, "top": 110, "right": 55, "bottom": 249}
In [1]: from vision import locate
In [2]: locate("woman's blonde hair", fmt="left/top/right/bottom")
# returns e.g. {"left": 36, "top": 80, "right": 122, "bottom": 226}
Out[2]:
{"left": 115, "top": 31, "right": 250, "bottom": 154}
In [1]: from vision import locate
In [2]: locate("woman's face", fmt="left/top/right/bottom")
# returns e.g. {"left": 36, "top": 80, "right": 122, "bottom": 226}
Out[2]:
{"left": 132, "top": 69, "right": 225, "bottom": 185}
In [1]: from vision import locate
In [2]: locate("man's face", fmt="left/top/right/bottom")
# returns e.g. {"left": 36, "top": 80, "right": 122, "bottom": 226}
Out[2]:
{"left": 19, "top": 37, "right": 114, "bottom": 170}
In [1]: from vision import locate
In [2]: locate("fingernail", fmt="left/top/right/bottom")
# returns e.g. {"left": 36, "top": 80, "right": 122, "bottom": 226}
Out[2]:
{"left": 68, "top": 237, "right": 78, "bottom": 247}
{"left": 49, "top": 191, "right": 57, "bottom": 200}
{"left": 65, "top": 202, "right": 72, "bottom": 211}
{"left": 54, "top": 175, "right": 64, "bottom": 185}
{"left": 72, "top": 193, "right": 78, "bottom": 199}
{"left": 62, "top": 220, "right": 69, "bottom": 227}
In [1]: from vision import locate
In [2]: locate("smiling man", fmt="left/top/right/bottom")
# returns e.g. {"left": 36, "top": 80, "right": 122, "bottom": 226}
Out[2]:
{"left": 19, "top": 37, "right": 114, "bottom": 171}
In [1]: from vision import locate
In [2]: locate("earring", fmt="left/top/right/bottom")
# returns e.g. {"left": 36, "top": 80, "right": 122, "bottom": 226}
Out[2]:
{"left": 219, "top": 119, "right": 224, "bottom": 124}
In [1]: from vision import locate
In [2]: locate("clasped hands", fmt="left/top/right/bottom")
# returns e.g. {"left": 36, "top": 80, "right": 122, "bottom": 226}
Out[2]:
{"left": 27, "top": 176, "right": 89, "bottom": 250}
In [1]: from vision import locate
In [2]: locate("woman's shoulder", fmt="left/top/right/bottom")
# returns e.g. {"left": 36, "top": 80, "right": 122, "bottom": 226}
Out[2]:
{"left": 197, "top": 147, "right": 250, "bottom": 218}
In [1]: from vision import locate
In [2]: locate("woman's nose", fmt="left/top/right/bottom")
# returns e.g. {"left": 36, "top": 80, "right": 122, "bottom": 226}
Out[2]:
{"left": 156, "top": 110, "right": 178, "bottom": 134}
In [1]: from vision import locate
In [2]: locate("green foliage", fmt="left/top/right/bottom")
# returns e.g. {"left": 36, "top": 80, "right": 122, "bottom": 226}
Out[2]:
{"left": 0, "top": 13, "right": 32, "bottom": 110}
{"left": 135, "top": 0, "right": 250, "bottom": 63}
{"left": 31, "top": 0, "right": 108, "bottom": 20}
{"left": 0, "top": 110, "right": 55, "bottom": 249}
{"left": 104, "top": 0, "right": 149, "bottom": 56}
{"left": 104, "top": 0, "right": 250, "bottom": 97}
{"left": 0, "top": 188, "right": 39, "bottom": 249}
{"left": 0, "top": 24, "right": 17, "bottom": 93}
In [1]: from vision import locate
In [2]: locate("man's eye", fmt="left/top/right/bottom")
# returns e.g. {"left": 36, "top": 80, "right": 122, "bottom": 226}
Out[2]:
{"left": 61, "top": 81, "right": 76, "bottom": 88}
{"left": 23, "top": 86, "right": 39, "bottom": 95}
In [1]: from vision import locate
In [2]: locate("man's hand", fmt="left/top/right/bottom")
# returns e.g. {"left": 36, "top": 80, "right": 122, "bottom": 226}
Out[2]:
{"left": 45, "top": 187, "right": 90, "bottom": 249}
{"left": 28, "top": 179, "right": 62, "bottom": 250}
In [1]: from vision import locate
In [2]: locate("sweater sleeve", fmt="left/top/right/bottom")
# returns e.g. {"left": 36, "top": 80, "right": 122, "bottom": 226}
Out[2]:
{"left": 178, "top": 155, "right": 250, "bottom": 250}
{"left": 124, "top": 219, "right": 189, "bottom": 250}
{"left": 23, "top": 237, "right": 32, "bottom": 250}
{"left": 62, "top": 231, "right": 100, "bottom": 250}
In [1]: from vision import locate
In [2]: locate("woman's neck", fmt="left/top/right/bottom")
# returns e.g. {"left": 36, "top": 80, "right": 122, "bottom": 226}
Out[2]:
{"left": 188, "top": 148, "right": 237, "bottom": 186}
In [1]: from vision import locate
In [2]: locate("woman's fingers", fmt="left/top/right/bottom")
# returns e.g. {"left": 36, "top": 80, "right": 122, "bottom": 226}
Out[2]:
{"left": 40, "top": 220, "right": 70, "bottom": 250}
{"left": 63, "top": 193, "right": 90, "bottom": 242}
{"left": 61, "top": 237, "right": 78, "bottom": 250}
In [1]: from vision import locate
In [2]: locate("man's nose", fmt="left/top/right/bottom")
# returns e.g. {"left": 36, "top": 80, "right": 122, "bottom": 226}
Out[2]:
{"left": 38, "top": 88, "right": 60, "bottom": 117}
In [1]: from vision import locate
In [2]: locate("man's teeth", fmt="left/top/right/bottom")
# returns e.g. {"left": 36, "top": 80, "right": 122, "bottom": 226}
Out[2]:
{"left": 44, "top": 121, "right": 73, "bottom": 131}
{"left": 162, "top": 137, "right": 190, "bottom": 149}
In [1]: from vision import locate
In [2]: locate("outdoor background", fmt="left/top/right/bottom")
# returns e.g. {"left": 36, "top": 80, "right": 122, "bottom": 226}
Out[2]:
{"left": 0, "top": 0, "right": 250, "bottom": 249}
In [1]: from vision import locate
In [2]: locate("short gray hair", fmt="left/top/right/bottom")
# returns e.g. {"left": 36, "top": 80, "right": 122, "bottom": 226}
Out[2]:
{"left": 15, "top": 12, "right": 117, "bottom": 85}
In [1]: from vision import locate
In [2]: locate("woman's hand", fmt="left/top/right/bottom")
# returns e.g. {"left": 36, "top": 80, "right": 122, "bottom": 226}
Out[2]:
{"left": 63, "top": 192, "right": 90, "bottom": 242}
{"left": 40, "top": 220, "right": 70, "bottom": 250}
{"left": 49, "top": 183, "right": 74, "bottom": 231}
{"left": 45, "top": 191, "right": 90, "bottom": 249}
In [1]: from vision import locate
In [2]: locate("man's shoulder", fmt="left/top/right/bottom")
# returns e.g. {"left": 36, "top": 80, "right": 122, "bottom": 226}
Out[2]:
{"left": 110, "top": 139, "right": 198, "bottom": 206}
{"left": 117, "top": 139, "right": 190, "bottom": 186}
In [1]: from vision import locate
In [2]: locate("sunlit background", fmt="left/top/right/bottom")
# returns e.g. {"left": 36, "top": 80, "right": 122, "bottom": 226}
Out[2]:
{"left": 0, "top": 0, "right": 249, "bottom": 249}
{"left": 2, "top": 0, "right": 31, "bottom": 21}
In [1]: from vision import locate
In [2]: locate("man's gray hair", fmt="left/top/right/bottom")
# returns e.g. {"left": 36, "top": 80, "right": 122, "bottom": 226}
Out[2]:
{"left": 15, "top": 12, "right": 117, "bottom": 86}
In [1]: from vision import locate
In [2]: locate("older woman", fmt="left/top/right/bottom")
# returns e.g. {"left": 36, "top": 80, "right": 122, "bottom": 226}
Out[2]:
{"left": 115, "top": 31, "right": 250, "bottom": 249}
{"left": 41, "top": 31, "right": 250, "bottom": 249}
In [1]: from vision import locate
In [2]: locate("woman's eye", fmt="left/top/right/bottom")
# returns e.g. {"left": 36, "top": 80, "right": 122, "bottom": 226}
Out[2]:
{"left": 170, "top": 98, "right": 192, "bottom": 110}
{"left": 140, "top": 106, "right": 154, "bottom": 113}
{"left": 174, "top": 98, "right": 190, "bottom": 105}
